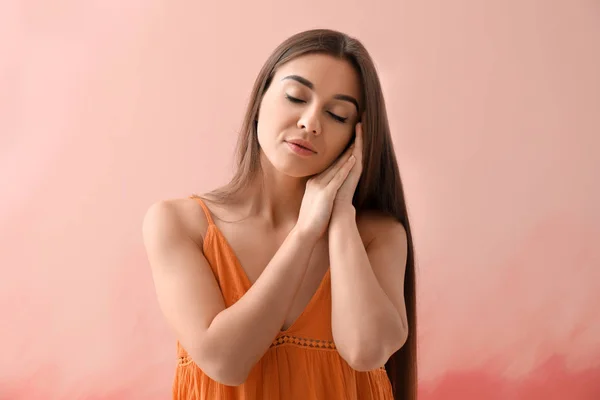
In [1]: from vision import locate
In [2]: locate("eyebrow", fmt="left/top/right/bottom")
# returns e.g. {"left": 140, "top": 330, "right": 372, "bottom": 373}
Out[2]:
{"left": 281, "top": 75, "right": 360, "bottom": 113}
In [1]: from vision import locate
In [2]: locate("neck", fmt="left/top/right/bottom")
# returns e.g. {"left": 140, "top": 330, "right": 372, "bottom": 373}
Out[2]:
{"left": 241, "top": 152, "right": 308, "bottom": 229}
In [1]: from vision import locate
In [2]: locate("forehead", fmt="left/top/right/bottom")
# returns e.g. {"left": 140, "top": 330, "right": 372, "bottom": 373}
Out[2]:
{"left": 273, "top": 53, "right": 362, "bottom": 100}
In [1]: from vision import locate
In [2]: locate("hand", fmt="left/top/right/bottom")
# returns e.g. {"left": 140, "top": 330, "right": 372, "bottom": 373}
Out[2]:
{"left": 333, "top": 118, "right": 364, "bottom": 209}
{"left": 295, "top": 145, "right": 356, "bottom": 241}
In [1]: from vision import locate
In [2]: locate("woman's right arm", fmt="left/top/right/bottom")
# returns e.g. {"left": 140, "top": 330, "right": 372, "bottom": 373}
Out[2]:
{"left": 142, "top": 200, "right": 319, "bottom": 386}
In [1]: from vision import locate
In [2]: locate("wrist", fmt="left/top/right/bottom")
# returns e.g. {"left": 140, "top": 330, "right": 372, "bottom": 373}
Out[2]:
{"left": 330, "top": 206, "right": 357, "bottom": 233}
{"left": 290, "top": 224, "right": 321, "bottom": 246}
{"left": 332, "top": 203, "right": 356, "bottom": 220}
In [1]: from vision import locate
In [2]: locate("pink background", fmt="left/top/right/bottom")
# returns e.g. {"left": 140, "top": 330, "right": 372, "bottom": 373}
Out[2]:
{"left": 1, "top": 1, "right": 599, "bottom": 399}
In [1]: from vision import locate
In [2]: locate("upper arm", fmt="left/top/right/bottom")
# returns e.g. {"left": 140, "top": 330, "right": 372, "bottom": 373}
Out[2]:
{"left": 142, "top": 200, "right": 226, "bottom": 354}
{"left": 364, "top": 216, "right": 409, "bottom": 332}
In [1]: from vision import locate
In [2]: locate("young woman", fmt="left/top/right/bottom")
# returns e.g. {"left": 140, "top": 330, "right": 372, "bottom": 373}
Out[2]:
{"left": 143, "top": 28, "right": 417, "bottom": 400}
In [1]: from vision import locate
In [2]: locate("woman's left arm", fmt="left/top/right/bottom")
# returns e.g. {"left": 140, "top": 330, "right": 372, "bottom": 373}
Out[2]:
{"left": 328, "top": 208, "right": 409, "bottom": 371}
{"left": 327, "top": 119, "right": 409, "bottom": 371}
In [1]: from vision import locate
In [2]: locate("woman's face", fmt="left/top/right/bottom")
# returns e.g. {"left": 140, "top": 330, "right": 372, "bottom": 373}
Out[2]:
{"left": 256, "top": 53, "right": 362, "bottom": 178}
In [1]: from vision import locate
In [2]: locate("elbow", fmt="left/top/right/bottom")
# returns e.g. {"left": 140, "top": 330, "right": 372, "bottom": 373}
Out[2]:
{"left": 337, "top": 337, "right": 388, "bottom": 371}
{"left": 341, "top": 329, "right": 409, "bottom": 372}
{"left": 189, "top": 349, "right": 250, "bottom": 386}
{"left": 343, "top": 347, "right": 388, "bottom": 372}
{"left": 205, "top": 366, "right": 249, "bottom": 387}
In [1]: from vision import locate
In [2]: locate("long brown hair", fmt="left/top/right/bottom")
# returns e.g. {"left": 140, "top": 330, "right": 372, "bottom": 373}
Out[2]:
{"left": 206, "top": 29, "right": 417, "bottom": 399}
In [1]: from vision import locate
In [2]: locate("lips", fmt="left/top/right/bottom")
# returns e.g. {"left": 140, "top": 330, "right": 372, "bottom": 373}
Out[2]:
{"left": 285, "top": 139, "right": 316, "bottom": 153}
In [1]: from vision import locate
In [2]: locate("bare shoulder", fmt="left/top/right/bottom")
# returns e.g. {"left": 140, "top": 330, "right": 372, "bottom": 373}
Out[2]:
{"left": 142, "top": 196, "right": 211, "bottom": 249}
{"left": 356, "top": 209, "right": 408, "bottom": 249}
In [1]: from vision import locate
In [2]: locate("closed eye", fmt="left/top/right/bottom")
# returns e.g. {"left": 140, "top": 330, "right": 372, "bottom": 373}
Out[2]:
{"left": 285, "top": 94, "right": 348, "bottom": 124}
{"left": 327, "top": 112, "right": 348, "bottom": 123}
{"left": 285, "top": 94, "right": 305, "bottom": 104}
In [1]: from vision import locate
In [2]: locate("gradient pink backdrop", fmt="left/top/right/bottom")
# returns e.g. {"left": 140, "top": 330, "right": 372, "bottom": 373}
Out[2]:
{"left": 1, "top": 1, "right": 599, "bottom": 399}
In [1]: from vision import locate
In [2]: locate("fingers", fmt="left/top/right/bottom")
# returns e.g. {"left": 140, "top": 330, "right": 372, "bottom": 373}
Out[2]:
{"left": 327, "top": 154, "right": 356, "bottom": 192}
{"left": 355, "top": 122, "right": 363, "bottom": 155}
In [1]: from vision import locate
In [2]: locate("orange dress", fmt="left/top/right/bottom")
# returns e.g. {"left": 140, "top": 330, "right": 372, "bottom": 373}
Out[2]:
{"left": 173, "top": 196, "right": 394, "bottom": 399}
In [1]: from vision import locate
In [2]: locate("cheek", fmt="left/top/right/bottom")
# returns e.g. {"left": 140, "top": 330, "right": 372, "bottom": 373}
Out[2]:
{"left": 256, "top": 123, "right": 272, "bottom": 154}
{"left": 332, "top": 131, "right": 355, "bottom": 154}
{"left": 319, "top": 134, "right": 354, "bottom": 167}
{"left": 257, "top": 98, "right": 289, "bottom": 141}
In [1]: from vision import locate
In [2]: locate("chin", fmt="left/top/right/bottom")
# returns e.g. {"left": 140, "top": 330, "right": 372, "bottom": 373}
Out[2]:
{"left": 269, "top": 156, "right": 319, "bottom": 178}
{"left": 276, "top": 163, "right": 316, "bottom": 178}
{"left": 259, "top": 148, "right": 322, "bottom": 179}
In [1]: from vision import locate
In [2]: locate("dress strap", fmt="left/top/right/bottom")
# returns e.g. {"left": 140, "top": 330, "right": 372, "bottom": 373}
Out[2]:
{"left": 190, "top": 195, "right": 215, "bottom": 226}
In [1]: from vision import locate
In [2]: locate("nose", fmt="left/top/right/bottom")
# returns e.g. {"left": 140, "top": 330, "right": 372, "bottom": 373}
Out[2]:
{"left": 297, "top": 107, "right": 322, "bottom": 136}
